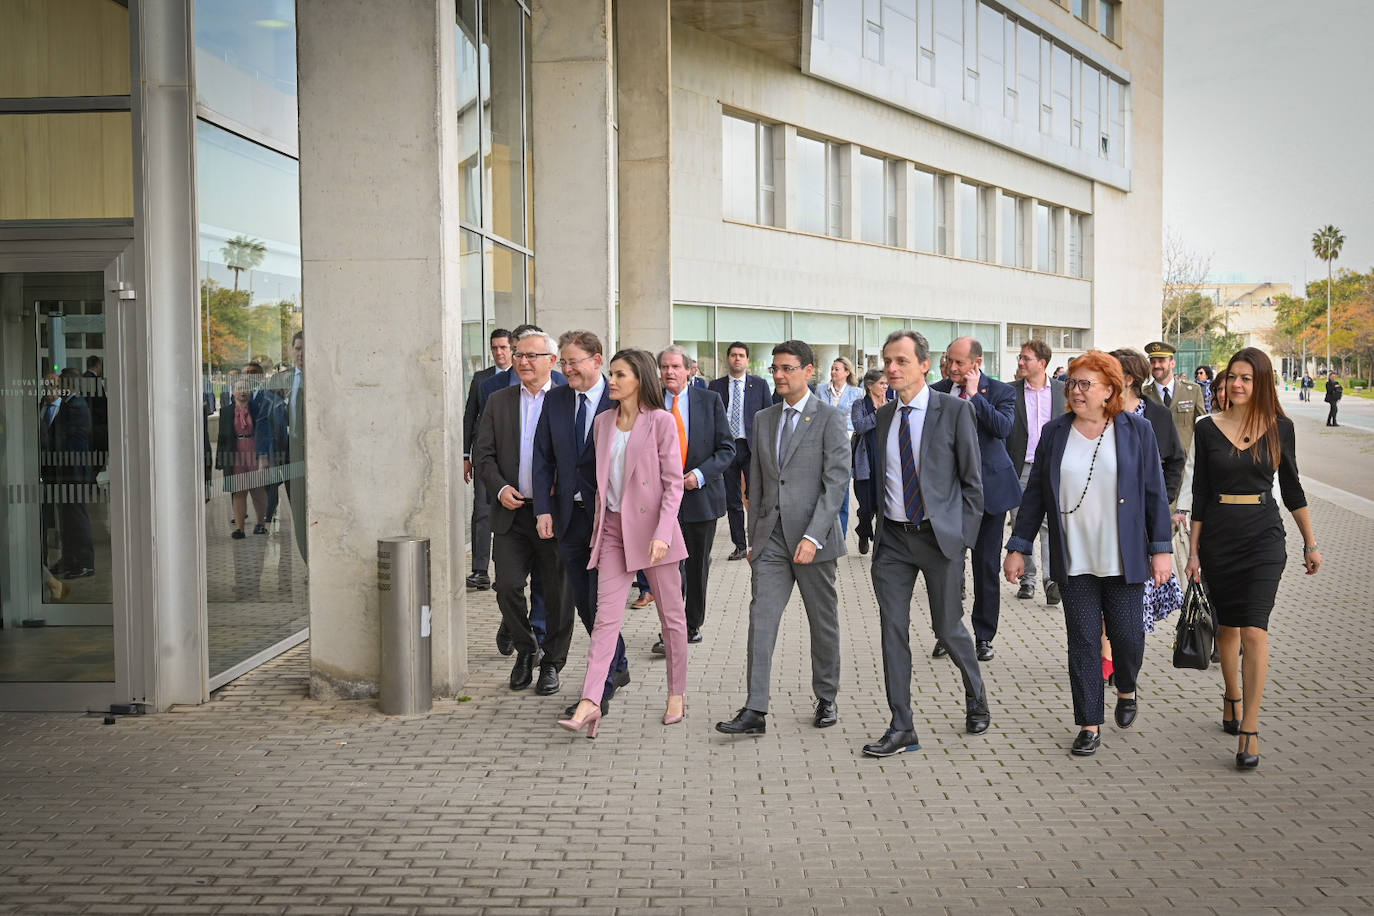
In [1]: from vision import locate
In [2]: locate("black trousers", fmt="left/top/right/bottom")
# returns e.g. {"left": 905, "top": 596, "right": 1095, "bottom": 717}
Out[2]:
{"left": 723, "top": 437, "right": 751, "bottom": 549}
{"left": 970, "top": 511, "right": 1006, "bottom": 643}
{"left": 1327, "top": 402, "right": 1339, "bottom": 425}
{"left": 492, "top": 506, "right": 575, "bottom": 668}
{"left": 556, "top": 503, "right": 627, "bottom": 696}
{"left": 853, "top": 475, "right": 876, "bottom": 540}
{"left": 1060, "top": 574, "right": 1145, "bottom": 726}
{"left": 680, "top": 517, "right": 718, "bottom": 632}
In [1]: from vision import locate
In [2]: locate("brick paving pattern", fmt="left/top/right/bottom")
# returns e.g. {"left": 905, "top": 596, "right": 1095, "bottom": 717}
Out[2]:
{"left": 1, "top": 493, "right": 1371, "bottom": 914}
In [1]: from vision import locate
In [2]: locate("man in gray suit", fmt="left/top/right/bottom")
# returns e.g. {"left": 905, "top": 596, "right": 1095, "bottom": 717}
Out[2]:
{"left": 715, "top": 340, "right": 851, "bottom": 736}
{"left": 862, "top": 330, "right": 989, "bottom": 758}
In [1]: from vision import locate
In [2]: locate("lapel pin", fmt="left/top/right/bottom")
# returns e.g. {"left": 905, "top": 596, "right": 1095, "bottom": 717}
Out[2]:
{"left": 804, "top": 416, "right": 811, "bottom": 422}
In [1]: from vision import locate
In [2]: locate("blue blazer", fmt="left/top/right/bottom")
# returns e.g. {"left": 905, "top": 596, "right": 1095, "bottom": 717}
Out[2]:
{"left": 478, "top": 365, "right": 567, "bottom": 413}
{"left": 707, "top": 373, "right": 770, "bottom": 441}
{"left": 932, "top": 372, "right": 1021, "bottom": 514}
{"left": 670, "top": 385, "right": 735, "bottom": 523}
{"left": 1006, "top": 410, "right": 1173, "bottom": 586}
{"left": 532, "top": 381, "right": 614, "bottom": 540}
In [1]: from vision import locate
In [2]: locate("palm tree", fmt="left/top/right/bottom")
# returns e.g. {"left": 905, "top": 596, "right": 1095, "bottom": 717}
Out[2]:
{"left": 222, "top": 236, "right": 267, "bottom": 293}
{"left": 1311, "top": 224, "right": 1345, "bottom": 371}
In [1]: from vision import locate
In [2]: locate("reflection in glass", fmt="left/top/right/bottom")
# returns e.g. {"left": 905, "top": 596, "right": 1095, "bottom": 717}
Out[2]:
{"left": 484, "top": 0, "right": 526, "bottom": 245}
{"left": 195, "top": 121, "right": 306, "bottom": 679}
{"left": 457, "top": 0, "right": 482, "bottom": 226}
{"left": 488, "top": 241, "right": 526, "bottom": 334}
{"left": 1, "top": 271, "right": 115, "bottom": 682}
{"left": 194, "top": 0, "right": 298, "bottom": 149}
{"left": 461, "top": 229, "right": 485, "bottom": 381}
{"left": 722, "top": 114, "right": 758, "bottom": 223}
{"left": 795, "top": 135, "right": 826, "bottom": 236}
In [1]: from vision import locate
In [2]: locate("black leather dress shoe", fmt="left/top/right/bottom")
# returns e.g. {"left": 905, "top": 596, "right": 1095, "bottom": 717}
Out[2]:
{"left": 565, "top": 697, "right": 610, "bottom": 718}
{"left": 651, "top": 636, "right": 666, "bottom": 655}
{"left": 496, "top": 624, "right": 514, "bottom": 656}
{"left": 976, "top": 640, "right": 995, "bottom": 661}
{"left": 715, "top": 708, "right": 767, "bottom": 735}
{"left": 466, "top": 572, "right": 491, "bottom": 591}
{"left": 535, "top": 663, "right": 561, "bottom": 695}
{"left": 687, "top": 629, "right": 703, "bottom": 644}
{"left": 611, "top": 668, "right": 631, "bottom": 688}
{"left": 1016, "top": 581, "right": 1034, "bottom": 599}
{"left": 1114, "top": 696, "right": 1138, "bottom": 729}
{"left": 509, "top": 653, "right": 535, "bottom": 690}
{"left": 1071, "top": 729, "right": 1101, "bottom": 756}
{"left": 858, "top": 534, "right": 869, "bottom": 555}
{"left": 862, "top": 729, "right": 921, "bottom": 757}
{"left": 728, "top": 546, "right": 748, "bottom": 561}
{"left": 814, "top": 699, "right": 838, "bottom": 728}
{"left": 931, "top": 640, "right": 949, "bottom": 658}
{"left": 1045, "top": 581, "right": 1061, "bottom": 606}
{"left": 965, "top": 700, "right": 991, "bottom": 734}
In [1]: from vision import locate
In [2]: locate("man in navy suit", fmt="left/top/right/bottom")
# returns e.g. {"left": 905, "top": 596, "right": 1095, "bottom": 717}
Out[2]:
{"left": 533, "top": 330, "right": 629, "bottom": 712}
{"left": 463, "top": 327, "right": 513, "bottom": 592}
{"left": 688, "top": 356, "right": 708, "bottom": 389}
{"left": 477, "top": 323, "right": 566, "bottom": 654}
{"left": 653, "top": 345, "right": 734, "bottom": 651}
{"left": 708, "top": 342, "right": 770, "bottom": 560}
{"left": 931, "top": 337, "right": 1021, "bottom": 661}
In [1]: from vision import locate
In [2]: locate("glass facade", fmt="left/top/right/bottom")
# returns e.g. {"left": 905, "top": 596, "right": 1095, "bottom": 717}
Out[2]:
{"left": 194, "top": 2, "right": 307, "bottom": 681}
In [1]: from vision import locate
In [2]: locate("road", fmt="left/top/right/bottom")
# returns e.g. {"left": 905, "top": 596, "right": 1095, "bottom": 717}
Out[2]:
{"left": 1279, "top": 388, "right": 1374, "bottom": 502}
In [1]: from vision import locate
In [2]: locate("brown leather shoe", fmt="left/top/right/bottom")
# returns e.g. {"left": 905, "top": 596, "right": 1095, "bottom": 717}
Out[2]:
{"left": 631, "top": 592, "right": 655, "bottom": 609}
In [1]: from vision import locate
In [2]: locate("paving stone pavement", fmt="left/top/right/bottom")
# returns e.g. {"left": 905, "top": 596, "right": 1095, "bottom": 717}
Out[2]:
{"left": 2, "top": 493, "right": 1372, "bottom": 915}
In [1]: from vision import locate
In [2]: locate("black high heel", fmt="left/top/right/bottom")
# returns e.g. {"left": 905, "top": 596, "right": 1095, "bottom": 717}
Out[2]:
{"left": 1222, "top": 696, "right": 1241, "bottom": 735}
{"left": 1236, "top": 730, "right": 1259, "bottom": 769}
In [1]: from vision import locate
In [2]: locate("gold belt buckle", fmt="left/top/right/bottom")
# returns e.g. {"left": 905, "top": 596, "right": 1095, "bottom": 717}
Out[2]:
{"left": 1218, "top": 493, "right": 1263, "bottom": 505}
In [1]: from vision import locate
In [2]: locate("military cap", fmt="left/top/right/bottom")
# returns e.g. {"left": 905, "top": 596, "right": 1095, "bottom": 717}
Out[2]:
{"left": 1143, "top": 341, "right": 1176, "bottom": 357}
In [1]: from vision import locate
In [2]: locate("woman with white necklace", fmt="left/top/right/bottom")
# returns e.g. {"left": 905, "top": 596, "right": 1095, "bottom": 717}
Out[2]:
{"left": 1003, "top": 350, "right": 1173, "bottom": 757}
{"left": 816, "top": 357, "right": 862, "bottom": 540}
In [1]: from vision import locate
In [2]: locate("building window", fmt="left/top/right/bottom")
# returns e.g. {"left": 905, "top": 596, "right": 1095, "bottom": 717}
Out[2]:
{"left": 859, "top": 152, "right": 885, "bottom": 244}
{"left": 863, "top": 0, "right": 883, "bottom": 63}
{"left": 1000, "top": 193, "right": 1025, "bottom": 267}
{"left": 1072, "top": 0, "right": 1090, "bottom": 22}
{"left": 959, "top": 181, "right": 978, "bottom": 260}
{"left": 1099, "top": 0, "right": 1119, "bottom": 41}
{"left": 933, "top": 0, "right": 963, "bottom": 90}
{"left": 1068, "top": 212, "right": 1085, "bottom": 277}
{"left": 884, "top": 160, "right": 900, "bottom": 245}
{"left": 1035, "top": 202, "right": 1051, "bottom": 271}
{"left": 796, "top": 134, "right": 827, "bottom": 235}
{"left": 722, "top": 113, "right": 776, "bottom": 226}
{"left": 194, "top": 0, "right": 299, "bottom": 149}
{"left": 912, "top": 166, "right": 939, "bottom": 253}
{"left": 826, "top": 142, "right": 844, "bottom": 237}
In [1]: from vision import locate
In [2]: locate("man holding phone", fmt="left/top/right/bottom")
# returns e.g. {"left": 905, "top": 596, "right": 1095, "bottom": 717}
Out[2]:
{"left": 471, "top": 329, "right": 576, "bottom": 696}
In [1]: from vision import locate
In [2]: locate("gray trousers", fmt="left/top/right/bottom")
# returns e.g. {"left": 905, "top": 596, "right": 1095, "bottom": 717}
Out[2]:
{"left": 1011, "top": 463, "right": 1051, "bottom": 587}
{"left": 744, "top": 522, "right": 841, "bottom": 714}
{"left": 873, "top": 522, "right": 985, "bottom": 733}
{"left": 470, "top": 477, "right": 491, "bottom": 575}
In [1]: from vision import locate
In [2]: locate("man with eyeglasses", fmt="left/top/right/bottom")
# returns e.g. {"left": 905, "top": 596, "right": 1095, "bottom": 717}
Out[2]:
{"left": 716, "top": 340, "right": 849, "bottom": 736}
{"left": 471, "top": 329, "right": 576, "bottom": 696}
{"left": 931, "top": 337, "right": 1020, "bottom": 663}
{"left": 532, "top": 330, "right": 630, "bottom": 715}
{"left": 1008, "top": 339, "right": 1065, "bottom": 605}
{"left": 649, "top": 345, "right": 734, "bottom": 654}
{"left": 477, "top": 323, "right": 566, "bottom": 656}
{"left": 463, "top": 327, "right": 513, "bottom": 592}
{"left": 708, "top": 342, "right": 771, "bottom": 561}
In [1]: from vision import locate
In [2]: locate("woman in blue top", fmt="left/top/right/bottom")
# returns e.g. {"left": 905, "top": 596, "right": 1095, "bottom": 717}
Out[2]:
{"left": 849, "top": 369, "right": 888, "bottom": 555}
{"left": 816, "top": 357, "right": 863, "bottom": 540}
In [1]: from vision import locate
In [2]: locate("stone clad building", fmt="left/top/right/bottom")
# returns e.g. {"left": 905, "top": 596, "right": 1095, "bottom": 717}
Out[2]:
{"left": 0, "top": 0, "right": 1163, "bottom": 710}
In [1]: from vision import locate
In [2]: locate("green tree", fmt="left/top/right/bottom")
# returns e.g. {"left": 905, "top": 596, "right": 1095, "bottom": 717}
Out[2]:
{"left": 222, "top": 235, "right": 267, "bottom": 293}
{"left": 1162, "top": 291, "right": 1224, "bottom": 337}
{"left": 1311, "top": 224, "right": 1345, "bottom": 370}
{"left": 1271, "top": 293, "right": 1323, "bottom": 374}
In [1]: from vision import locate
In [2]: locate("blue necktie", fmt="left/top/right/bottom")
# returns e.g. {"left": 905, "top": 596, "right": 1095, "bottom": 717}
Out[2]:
{"left": 575, "top": 393, "right": 589, "bottom": 455}
{"left": 898, "top": 406, "right": 923, "bottom": 524}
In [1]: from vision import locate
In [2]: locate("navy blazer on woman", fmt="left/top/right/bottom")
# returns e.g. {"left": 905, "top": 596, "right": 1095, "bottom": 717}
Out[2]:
{"left": 532, "top": 381, "right": 614, "bottom": 540}
{"left": 1006, "top": 410, "right": 1173, "bottom": 586}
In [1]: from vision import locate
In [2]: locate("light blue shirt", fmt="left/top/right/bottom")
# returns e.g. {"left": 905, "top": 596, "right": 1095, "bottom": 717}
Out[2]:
{"left": 817, "top": 383, "right": 862, "bottom": 432}
{"left": 884, "top": 385, "right": 930, "bottom": 522}
{"left": 666, "top": 388, "right": 705, "bottom": 489}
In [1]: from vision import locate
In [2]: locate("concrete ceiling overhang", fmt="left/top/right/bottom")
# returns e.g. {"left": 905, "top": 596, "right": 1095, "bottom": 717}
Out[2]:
{"left": 670, "top": 0, "right": 802, "bottom": 68}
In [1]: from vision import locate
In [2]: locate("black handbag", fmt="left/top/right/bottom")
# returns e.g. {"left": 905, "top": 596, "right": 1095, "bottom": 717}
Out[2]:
{"left": 1172, "top": 579, "right": 1215, "bottom": 670}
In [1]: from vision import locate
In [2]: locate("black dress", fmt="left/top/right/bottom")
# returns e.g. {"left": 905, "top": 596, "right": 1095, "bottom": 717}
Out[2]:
{"left": 1190, "top": 416, "right": 1306, "bottom": 630}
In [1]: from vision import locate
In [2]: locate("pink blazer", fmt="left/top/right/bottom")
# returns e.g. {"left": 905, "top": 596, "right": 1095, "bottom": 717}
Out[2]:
{"left": 587, "top": 408, "right": 688, "bottom": 572}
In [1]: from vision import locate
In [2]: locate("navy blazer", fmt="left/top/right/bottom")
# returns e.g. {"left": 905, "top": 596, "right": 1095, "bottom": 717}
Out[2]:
{"left": 1007, "top": 410, "right": 1173, "bottom": 586}
{"left": 932, "top": 372, "right": 1021, "bottom": 514}
{"left": 707, "top": 373, "right": 770, "bottom": 441}
{"left": 463, "top": 365, "right": 497, "bottom": 456}
{"left": 478, "top": 365, "right": 567, "bottom": 413}
{"left": 532, "top": 381, "right": 614, "bottom": 540}
{"left": 669, "top": 385, "right": 735, "bottom": 523}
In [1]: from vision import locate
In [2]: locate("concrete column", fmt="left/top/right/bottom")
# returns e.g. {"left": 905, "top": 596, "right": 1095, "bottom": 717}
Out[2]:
{"left": 531, "top": 0, "right": 615, "bottom": 346}
{"left": 1027, "top": 198, "right": 1042, "bottom": 272}
{"left": 615, "top": 0, "right": 672, "bottom": 349}
{"left": 987, "top": 188, "right": 1003, "bottom": 266}
{"left": 1053, "top": 206, "right": 1070, "bottom": 275}
{"left": 839, "top": 143, "right": 860, "bottom": 241}
{"left": 774, "top": 124, "right": 796, "bottom": 231}
{"left": 943, "top": 174, "right": 961, "bottom": 258}
{"left": 297, "top": 0, "right": 467, "bottom": 699}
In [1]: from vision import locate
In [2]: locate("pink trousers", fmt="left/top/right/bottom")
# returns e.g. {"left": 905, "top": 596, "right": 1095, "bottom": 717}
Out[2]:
{"left": 580, "top": 510, "right": 688, "bottom": 704}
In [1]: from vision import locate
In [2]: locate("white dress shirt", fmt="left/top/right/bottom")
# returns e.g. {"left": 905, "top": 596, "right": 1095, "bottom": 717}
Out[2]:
{"left": 511, "top": 379, "right": 553, "bottom": 501}
{"left": 883, "top": 385, "right": 930, "bottom": 522}
{"left": 773, "top": 388, "right": 812, "bottom": 459}
{"left": 605, "top": 427, "right": 632, "bottom": 512}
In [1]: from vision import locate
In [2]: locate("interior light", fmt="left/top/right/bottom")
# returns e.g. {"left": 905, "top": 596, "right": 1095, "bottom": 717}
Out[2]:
{"left": 253, "top": 19, "right": 292, "bottom": 29}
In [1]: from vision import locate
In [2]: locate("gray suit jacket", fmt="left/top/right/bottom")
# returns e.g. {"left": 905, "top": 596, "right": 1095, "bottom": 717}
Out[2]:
{"left": 871, "top": 389, "right": 984, "bottom": 561}
{"left": 1008, "top": 377, "right": 1066, "bottom": 475}
{"left": 747, "top": 395, "right": 851, "bottom": 562}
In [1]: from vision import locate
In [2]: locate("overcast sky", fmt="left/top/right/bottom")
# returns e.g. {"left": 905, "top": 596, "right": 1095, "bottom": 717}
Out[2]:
{"left": 1163, "top": 0, "right": 1373, "bottom": 291}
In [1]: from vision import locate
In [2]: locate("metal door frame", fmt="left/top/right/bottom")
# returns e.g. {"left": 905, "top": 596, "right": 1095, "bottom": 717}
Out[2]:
{"left": 0, "top": 222, "right": 150, "bottom": 711}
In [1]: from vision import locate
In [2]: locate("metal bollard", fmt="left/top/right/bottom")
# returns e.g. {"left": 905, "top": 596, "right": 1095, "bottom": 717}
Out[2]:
{"left": 377, "top": 536, "right": 432, "bottom": 715}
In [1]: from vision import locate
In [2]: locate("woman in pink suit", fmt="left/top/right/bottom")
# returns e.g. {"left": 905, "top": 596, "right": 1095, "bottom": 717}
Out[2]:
{"left": 558, "top": 349, "right": 690, "bottom": 737}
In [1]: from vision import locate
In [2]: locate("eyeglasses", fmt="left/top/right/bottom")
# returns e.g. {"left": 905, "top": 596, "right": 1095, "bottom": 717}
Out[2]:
{"left": 557, "top": 355, "right": 597, "bottom": 369}
{"left": 1064, "top": 378, "right": 1098, "bottom": 392}
{"left": 768, "top": 364, "right": 804, "bottom": 374}
{"left": 512, "top": 352, "right": 553, "bottom": 362}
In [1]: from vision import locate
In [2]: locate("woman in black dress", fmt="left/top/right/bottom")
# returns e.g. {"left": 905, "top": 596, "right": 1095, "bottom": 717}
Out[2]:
{"left": 1185, "top": 348, "right": 1322, "bottom": 769}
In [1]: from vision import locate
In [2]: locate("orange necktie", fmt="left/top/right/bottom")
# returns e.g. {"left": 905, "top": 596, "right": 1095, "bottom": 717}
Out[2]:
{"left": 671, "top": 394, "right": 688, "bottom": 469}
